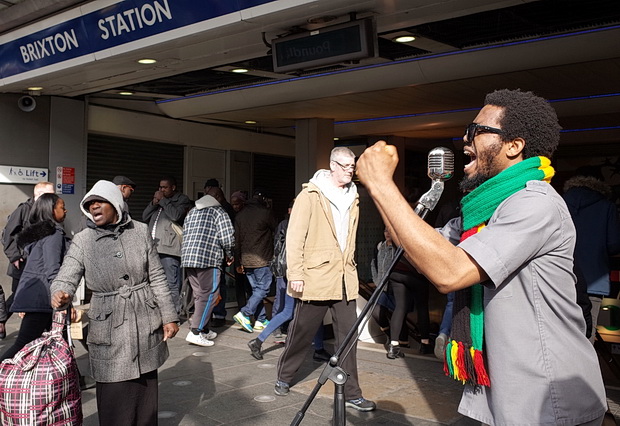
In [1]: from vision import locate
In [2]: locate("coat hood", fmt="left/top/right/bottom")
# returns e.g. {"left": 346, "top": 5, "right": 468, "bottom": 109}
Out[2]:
{"left": 563, "top": 176, "right": 611, "bottom": 212}
{"left": 194, "top": 194, "right": 220, "bottom": 210}
{"left": 309, "top": 169, "right": 357, "bottom": 211}
{"left": 81, "top": 180, "right": 124, "bottom": 224}
{"left": 16, "top": 220, "right": 58, "bottom": 249}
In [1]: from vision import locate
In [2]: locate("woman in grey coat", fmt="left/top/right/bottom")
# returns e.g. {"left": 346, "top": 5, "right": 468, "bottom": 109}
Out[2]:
{"left": 51, "top": 180, "right": 179, "bottom": 426}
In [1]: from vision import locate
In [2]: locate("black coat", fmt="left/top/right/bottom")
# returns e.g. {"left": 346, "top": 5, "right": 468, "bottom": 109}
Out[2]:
{"left": 11, "top": 221, "right": 69, "bottom": 313}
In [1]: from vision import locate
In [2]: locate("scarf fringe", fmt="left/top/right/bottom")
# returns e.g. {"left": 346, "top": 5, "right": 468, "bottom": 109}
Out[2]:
{"left": 444, "top": 340, "right": 490, "bottom": 386}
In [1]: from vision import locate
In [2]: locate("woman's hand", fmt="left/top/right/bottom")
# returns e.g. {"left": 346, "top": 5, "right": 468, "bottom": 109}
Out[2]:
{"left": 51, "top": 291, "right": 72, "bottom": 308}
{"left": 162, "top": 322, "right": 179, "bottom": 341}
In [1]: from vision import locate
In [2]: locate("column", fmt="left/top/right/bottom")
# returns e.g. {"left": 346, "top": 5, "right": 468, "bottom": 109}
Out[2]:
{"left": 294, "top": 118, "right": 334, "bottom": 191}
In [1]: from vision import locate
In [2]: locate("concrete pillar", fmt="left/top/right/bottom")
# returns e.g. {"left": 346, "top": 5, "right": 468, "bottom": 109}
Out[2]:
{"left": 294, "top": 118, "right": 334, "bottom": 192}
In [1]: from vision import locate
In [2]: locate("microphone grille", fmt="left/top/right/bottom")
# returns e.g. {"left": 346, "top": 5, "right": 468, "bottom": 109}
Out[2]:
{"left": 428, "top": 147, "right": 454, "bottom": 181}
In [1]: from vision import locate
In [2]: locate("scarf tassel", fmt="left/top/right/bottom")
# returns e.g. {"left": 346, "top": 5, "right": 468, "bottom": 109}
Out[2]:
{"left": 473, "top": 348, "right": 491, "bottom": 386}
{"left": 444, "top": 340, "right": 491, "bottom": 387}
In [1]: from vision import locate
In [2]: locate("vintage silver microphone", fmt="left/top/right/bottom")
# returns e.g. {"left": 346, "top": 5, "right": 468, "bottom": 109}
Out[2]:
{"left": 413, "top": 146, "right": 455, "bottom": 219}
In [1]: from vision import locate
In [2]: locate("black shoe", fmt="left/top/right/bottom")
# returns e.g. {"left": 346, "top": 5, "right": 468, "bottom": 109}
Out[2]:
{"left": 247, "top": 338, "right": 263, "bottom": 360}
{"left": 211, "top": 318, "right": 226, "bottom": 328}
{"left": 419, "top": 343, "right": 433, "bottom": 355}
{"left": 313, "top": 348, "right": 332, "bottom": 362}
{"left": 386, "top": 344, "right": 404, "bottom": 359}
{"left": 274, "top": 380, "right": 290, "bottom": 396}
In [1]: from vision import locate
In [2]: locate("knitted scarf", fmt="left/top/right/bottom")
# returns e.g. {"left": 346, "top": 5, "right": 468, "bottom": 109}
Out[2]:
{"left": 444, "top": 156, "right": 554, "bottom": 387}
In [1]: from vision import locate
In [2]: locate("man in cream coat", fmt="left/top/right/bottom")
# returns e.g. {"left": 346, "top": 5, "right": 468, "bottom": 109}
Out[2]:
{"left": 274, "top": 147, "right": 376, "bottom": 412}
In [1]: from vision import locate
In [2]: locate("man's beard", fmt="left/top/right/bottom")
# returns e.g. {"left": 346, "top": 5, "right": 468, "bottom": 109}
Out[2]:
{"left": 459, "top": 173, "right": 492, "bottom": 192}
{"left": 458, "top": 141, "right": 504, "bottom": 193}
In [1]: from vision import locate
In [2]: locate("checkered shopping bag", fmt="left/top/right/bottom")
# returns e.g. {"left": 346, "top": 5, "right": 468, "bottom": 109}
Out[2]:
{"left": 0, "top": 309, "right": 82, "bottom": 425}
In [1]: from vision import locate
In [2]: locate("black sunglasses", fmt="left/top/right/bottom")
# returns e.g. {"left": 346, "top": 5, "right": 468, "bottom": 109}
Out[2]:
{"left": 464, "top": 123, "right": 504, "bottom": 144}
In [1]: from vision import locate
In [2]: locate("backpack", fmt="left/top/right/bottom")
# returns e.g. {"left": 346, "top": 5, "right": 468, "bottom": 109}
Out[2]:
{"left": 271, "top": 220, "right": 288, "bottom": 277}
{"left": 0, "top": 310, "right": 83, "bottom": 425}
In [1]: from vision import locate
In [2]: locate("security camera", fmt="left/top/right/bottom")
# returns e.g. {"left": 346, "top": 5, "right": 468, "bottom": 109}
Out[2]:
{"left": 18, "top": 96, "right": 36, "bottom": 112}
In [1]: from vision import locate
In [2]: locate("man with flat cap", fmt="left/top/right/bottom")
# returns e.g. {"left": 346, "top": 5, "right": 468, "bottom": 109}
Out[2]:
{"left": 113, "top": 175, "right": 136, "bottom": 202}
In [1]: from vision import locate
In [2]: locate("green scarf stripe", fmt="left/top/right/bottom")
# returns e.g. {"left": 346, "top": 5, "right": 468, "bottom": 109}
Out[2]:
{"left": 470, "top": 284, "right": 484, "bottom": 350}
{"left": 461, "top": 157, "right": 546, "bottom": 230}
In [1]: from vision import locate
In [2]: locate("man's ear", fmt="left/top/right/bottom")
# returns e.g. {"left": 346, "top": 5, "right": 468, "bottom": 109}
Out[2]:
{"left": 505, "top": 137, "right": 525, "bottom": 159}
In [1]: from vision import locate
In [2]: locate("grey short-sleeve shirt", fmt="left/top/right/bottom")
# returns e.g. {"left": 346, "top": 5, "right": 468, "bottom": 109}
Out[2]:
{"left": 446, "top": 181, "right": 606, "bottom": 425}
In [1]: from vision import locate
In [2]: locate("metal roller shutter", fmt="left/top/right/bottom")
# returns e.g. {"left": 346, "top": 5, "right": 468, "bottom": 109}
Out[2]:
{"left": 87, "top": 135, "right": 185, "bottom": 222}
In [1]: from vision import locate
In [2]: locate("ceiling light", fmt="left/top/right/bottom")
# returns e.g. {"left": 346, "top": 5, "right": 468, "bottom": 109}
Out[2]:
{"left": 232, "top": 68, "right": 249, "bottom": 73}
{"left": 27, "top": 86, "right": 43, "bottom": 91}
{"left": 137, "top": 58, "right": 157, "bottom": 64}
{"left": 119, "top": 91, "right": 134, "bottom": 96}
{"left": 393, "top": 35, "right": 415, "bottom": 43}
{"left": 334, "top": 137, "right": 340, "bottom": 141}
{"left": 245, "top": 120, "right": 257, "bottom": 124}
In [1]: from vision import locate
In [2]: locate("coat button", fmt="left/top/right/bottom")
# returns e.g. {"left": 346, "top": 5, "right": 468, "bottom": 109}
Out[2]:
{"left": 115, "top": 252, "right": 123, "bottom": 258}
{"left": 122, "top": 274, "right": 129, "bottom": 280}
{"left": 113, "top": 236, "right": 118, "bottom": 240}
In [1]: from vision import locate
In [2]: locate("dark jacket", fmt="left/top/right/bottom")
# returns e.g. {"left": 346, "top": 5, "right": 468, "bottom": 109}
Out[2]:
{"left": 563, "top": 176, "right": 620, "bottom": 296}
{"left": 11, "top": 220, "right": 69, "bottom": 313}
{"left": 234, "top": 199, "right": 277, "bottom": 268}
{"left": 2, "top": 198, "right": 33, "bottom": 278}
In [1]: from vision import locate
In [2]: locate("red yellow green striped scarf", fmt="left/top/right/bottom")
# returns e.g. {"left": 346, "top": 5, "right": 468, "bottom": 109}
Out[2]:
{"left": 444, "top": 156, "right": 554, "bottom": 387}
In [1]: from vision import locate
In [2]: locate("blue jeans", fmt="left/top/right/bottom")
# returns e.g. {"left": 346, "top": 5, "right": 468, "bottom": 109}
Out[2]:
{"left": 241, "top": 266, "right": 273, "bottom": 322}
{"left": 159, "top": 254, "right": 181, "bottom": 314}
{"left": 258, "top": 277, "right": 294, "bottom": 342}
{"left": 439, "top": 292, "right": 454, "bottom": 336}
{"left": 212, "top": 263, "right": 228, "bottom": 319}
{"left": 257, "top": 277, "right": 326, "bottom": 349}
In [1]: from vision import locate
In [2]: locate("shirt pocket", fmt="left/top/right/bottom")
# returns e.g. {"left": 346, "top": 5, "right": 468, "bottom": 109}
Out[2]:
{"left": 145, "top": 296, "right": 164, "bottom": 334}
{"left": 161, "top": 229, "right": 177, "bottom": 248}
{"left": 87, "top": 299, "right": 113, "bottom": 345}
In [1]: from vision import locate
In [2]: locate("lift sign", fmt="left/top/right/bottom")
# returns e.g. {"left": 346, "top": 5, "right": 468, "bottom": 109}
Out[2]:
{"left": 0, "top": 165, "right": 49, "bottom": 184}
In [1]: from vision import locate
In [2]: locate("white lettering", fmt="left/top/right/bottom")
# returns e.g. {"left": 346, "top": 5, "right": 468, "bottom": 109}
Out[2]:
{"left": 141, "top": 4, "right": 156, "bottom": 26}
{"left": 122, "top": 9, "right": 137, "bottom": 31}
{"left": 18, "top": 28, "right": 80, "bottom": 64}
{"left": 116, "top": 13, "right": 131, "bottom": 35}
{"left": 154, "top": 0, "right": 172, "bottom": 21}
{"left": 98, "top": 19, "right": 110, "bottom": 40}
{"left": 54, "top": 33, "right": 66, "bottom": 52}
{"left": 19, "top": 46, "right": 29, "bottom": 63}
{"left": 104, "top": 16, "right": 117, "bottom": 37}
{"left": 97, "top": 0, "right": 172, "bottom": 40}
{"left": 64, "top": 29, "right": 78, "bottom": 50}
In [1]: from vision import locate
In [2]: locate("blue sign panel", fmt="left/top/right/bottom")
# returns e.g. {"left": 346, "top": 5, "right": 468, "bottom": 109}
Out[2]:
{"left": 0, "top": 0, "right": 276, "bottom": 78}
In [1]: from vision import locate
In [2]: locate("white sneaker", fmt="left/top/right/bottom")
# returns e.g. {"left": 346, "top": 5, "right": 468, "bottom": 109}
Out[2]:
{"left": 201, "top": 330, "right": 217, "bottom": 340}
{"left": 434, "top": 333, "right": 447, "bottom": 360}
{"left": 186, "top": 331, "right": 214, "bottom": 347}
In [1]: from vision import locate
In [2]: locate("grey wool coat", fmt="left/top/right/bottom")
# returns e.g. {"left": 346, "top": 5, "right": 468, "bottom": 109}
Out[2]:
{"left": 51, "top": 216, "right": 179, "bottom": 383}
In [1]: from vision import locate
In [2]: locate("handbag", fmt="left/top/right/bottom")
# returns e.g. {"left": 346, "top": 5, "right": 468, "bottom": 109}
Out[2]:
{"left": 0, "top": 309, "right": 83, "bottom": 425}
{"left": 170, "top": 221, "right": 183, "bottom": 244}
